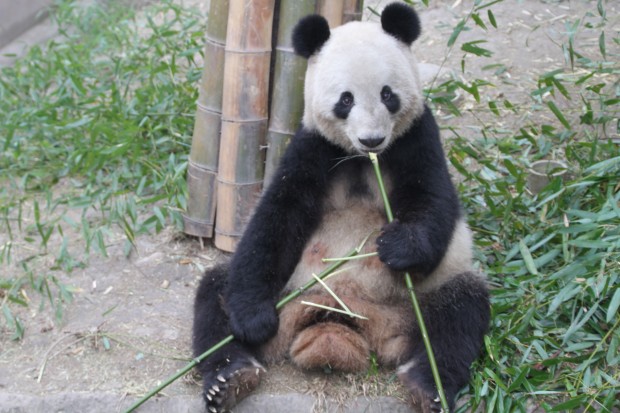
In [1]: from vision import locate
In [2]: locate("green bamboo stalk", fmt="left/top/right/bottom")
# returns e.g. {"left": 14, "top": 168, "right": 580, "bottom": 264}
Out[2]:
{"left": 122, "top": 247, "right": 360, "bottom": 413}
{"left": 368, "top": 152, "right": 450, "bottom": 413}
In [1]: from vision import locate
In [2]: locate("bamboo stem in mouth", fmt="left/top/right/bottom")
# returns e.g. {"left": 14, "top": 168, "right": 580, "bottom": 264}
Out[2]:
{"left": 368, "top": 152, "right": 450, "bottom": 413}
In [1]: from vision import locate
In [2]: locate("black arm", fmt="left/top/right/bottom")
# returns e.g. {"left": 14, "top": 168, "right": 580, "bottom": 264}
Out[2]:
{"left": 377, "top": 106, "right": 461, "bottom": 277}
{"left": 223, "top": 128, "right": 343, "bottom": 344}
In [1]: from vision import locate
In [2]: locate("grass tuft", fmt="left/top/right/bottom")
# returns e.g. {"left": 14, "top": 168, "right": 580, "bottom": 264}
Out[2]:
{"left": 1, "top": 0, "right": 204, "bottom": 336}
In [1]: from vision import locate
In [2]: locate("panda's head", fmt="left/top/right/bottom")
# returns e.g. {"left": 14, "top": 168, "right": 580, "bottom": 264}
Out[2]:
{"left": 292, "top": 3, "right": 425, "bottom": 154}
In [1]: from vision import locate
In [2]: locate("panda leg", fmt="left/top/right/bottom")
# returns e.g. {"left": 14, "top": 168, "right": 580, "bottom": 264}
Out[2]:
{"left": 397, "top": 272, "right": 490, "bottom": 413}
{"left": 193, "top": 265, "right": 265, "bottom": 413}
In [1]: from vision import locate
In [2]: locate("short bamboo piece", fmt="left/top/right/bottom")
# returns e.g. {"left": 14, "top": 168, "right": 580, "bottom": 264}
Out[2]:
{"left": 183, "top": 0, "right": 230, "bottom": 238}
{"left": 343, "top": 0, "right": 363, "bottom": 23}
{"left": 263, "top": 0, "right": 317, "bottom": 186}
{"left": 318, "top": 0, "right": 345, "bottom": 28}
{"left": 214, "top": 0, "right": 276, "bottom": 252}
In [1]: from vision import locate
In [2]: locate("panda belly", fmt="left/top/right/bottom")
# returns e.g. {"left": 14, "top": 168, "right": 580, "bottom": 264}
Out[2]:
{"left": 260, "top": 166, "right": 414, "bottom": 371}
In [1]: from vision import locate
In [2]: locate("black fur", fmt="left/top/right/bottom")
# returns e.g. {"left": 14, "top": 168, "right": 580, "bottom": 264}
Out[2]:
{"left": 220, "top": 106, "right": 457, "bottom": 347}
{"left": 381, "top": 85, "right": 401, "bottom": 114}
{"left": 377, "top": 106, "right": 460, "bottom": 277}
{"left": 292, "top": 14, "right": 331, "bottom": 58}
{"left": 333, "top": 91, "right": 354, "bottom": 119}
{"left": 192, "top": 266, "right": 261, "bottom": 412}
{"left": 193, "top": 104, "right": 488, "bottom": 411}
{"left": 401, "top": 272, "right": 490, "bottom": 412}
{"left": 223, "top": 130, "right": 345, "bottom": 345}
{"left": 381, "top": 2, "right": 422, "bottom": 45}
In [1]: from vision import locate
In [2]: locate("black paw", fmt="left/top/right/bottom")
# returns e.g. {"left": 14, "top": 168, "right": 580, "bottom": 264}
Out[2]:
{"left": 202, "top": 358, "right": 265, "bottom": 412}
{"left": 377, "top": 219, "right": 427, "bottom": 271}
{"left": 410, "top": 387, "right": 446, "bottom": 413}
{"left": 397, "top": 361, "right": 454, "bottom": 413}
{"left": 227, "top": 298, "right": 279, "bottom": 345}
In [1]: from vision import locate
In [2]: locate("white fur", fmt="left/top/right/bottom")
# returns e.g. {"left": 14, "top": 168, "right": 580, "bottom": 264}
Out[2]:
{"left": 284, "top": 166, "right": 479, "bottom": 303}
{"left": 303, "top": 21, "right": 425, "bottom": 154}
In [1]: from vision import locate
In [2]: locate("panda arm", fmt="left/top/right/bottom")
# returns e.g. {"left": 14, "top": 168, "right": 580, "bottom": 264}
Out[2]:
{"left": 378, "top": 106, "right": 461, "bottom": 278}
{"left": 223, "top": 129, "right": 341, "bottom": 345}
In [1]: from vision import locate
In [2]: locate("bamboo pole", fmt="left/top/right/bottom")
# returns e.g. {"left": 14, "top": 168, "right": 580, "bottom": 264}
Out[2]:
{"left": 343, "top": 0, "right": 363, "bottom": 23}
{"left": 183, "top": 0, "right": 229, "bottom": 238}
{"left": 263, "top": 0, "right": 317, "bottom": 186}
{"left": 318, "top": 0, "right": 345, "bottom": 28}
{"left": 214, "top": 0, "right": 276, "bottom": 252}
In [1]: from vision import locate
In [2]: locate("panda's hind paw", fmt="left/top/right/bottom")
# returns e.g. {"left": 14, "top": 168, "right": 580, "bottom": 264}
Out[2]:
{"left": 409, "top": 387, "right": 446, "bottom": 413}
{"left": 202, "top": 358, "right": 265, "bottom": 412}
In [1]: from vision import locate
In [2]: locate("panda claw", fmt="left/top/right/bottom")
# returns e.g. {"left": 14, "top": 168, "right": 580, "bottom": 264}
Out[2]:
{"left": 202, "top": 357, "right": 265, "bottom": 412}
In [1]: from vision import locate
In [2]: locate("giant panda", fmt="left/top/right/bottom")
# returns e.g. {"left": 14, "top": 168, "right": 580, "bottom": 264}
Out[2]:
{"left": 193, "top": 3, "right": 490, "bottom": 413}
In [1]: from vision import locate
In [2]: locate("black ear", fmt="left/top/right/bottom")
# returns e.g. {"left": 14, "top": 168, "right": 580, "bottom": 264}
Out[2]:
{"left": 381, "top": 3, "right": 421, "bottom": 45}
{"left": 292, "top": 15, "right": 331, "bottom": 58}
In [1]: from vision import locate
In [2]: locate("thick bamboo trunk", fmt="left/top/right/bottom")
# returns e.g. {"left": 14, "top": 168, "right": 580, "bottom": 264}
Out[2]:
{"left": 343, "top": 0, "right": 363, "bottom": 23}
{"left": 214, "top": 0, "right": 275, "bottom": 252}
{"left": 183, "top": 0, "right": 229, "bottom": 238}
{"left": 263, "top": 0, "right": 317, "bottom": 186}
{"left": 318, "top": 0, "right": 344, "bottom": 27}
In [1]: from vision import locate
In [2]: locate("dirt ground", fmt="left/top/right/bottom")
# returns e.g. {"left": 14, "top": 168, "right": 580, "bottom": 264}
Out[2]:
{"left": 0, "top": 0, "right": 617, "bottom": 412}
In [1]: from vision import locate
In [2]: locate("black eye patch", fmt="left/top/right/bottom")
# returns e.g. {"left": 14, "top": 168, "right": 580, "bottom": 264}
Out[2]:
{"left": 334, "top": 91, "right": 354, "bottom": 119}
{"left": 381, "top": 86, "right": 400, "bottom": 114}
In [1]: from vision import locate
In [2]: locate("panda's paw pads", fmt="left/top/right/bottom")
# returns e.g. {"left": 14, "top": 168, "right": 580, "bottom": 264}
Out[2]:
{"left": 203, "top": 358, "right": 265, "bottom": 412}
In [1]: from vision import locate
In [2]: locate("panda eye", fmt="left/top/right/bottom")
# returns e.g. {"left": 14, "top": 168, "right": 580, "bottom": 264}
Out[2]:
{"left": 381, "top": 86, "right": 400, "bottom": 114}
{"left": 381, "top": 86, "right": 393, "bottom": 102}
{"left": 340, "top": 92, "right": 354, "bottom": 107}
{"left": 334, "top": 91, "right": 354, "bottom": 119}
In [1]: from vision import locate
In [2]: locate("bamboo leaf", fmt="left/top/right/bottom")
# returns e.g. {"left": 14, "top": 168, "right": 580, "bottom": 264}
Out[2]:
{"left": 549, "top": 394, "right": 588, "bottom": 411}
{"left": 563, "top": 303, "right": 599, "bottom": 344}
{"left": 599, "top": 31, "right": 606, "bottom": 59}
{"left": 607, "top": 288, "right": 620, "bottom": 324}
{"left": 472, "top": 13, "right": 487, "bottom": 30}
{"left": 462, "top": 41, "right": 494, "bottom": 57}
{"left": 546, "top": 100, "right": 571, "bottom": 129}
{"left": 448, "top": 20, "right": 466, "bottom": 48}
{"left": 487, "top": 9, "right": 497, "bottom": 28}
{"left": 519, "top": 240, "right": 539, "bottom": 275}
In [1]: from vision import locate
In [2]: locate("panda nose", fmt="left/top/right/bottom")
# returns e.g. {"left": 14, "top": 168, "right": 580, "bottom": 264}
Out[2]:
{"left": 359, "top": 136, "right": 385, "bottom": 149}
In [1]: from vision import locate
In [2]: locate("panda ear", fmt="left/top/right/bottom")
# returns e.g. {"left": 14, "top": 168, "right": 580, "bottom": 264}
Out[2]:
{"left": 292, "top": 15, "right": 331, "bottom": 58}
{"left": 381, "top": 2, "right": 421, "bottom": 45}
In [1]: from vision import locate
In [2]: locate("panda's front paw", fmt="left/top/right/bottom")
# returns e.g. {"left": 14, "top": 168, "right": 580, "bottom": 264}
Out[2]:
{"left": 227, "top": 298, "right": 279, "bottom": 345}
{"left": 376, "top": 219, "right": 428, "bottom": 272}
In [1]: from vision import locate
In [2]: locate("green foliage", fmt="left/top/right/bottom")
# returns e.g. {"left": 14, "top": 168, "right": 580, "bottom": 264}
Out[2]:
{"left": 427, "top": 0, "right": 619, "bottom": 411}
{"left": 1, "top": 0, "right": 204, "bottom": 334}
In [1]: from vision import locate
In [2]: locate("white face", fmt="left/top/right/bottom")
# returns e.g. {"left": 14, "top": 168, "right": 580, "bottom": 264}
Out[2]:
{"left": 303, "top": 22, "right": 425, "bottom": 154}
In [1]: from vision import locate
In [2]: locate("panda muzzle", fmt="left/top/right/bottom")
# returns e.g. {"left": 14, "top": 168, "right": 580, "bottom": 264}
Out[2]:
{"left": 359, "top": 136, "right": 385, "bottom": 149}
